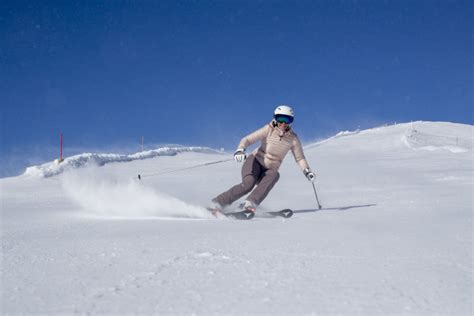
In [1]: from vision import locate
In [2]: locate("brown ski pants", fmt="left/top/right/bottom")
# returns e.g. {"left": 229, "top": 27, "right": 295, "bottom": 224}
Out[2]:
{"left": 213, "top": 154, "right": 280, "bottom": 207}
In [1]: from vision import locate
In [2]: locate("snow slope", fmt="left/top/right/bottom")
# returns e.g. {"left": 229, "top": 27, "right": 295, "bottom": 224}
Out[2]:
{"left": 1, "top": 121, "right": 472, "bottom": 314}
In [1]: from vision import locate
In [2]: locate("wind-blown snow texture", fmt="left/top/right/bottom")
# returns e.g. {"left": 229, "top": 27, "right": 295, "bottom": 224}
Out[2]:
{"left": 1, "top": 122, "right": 472, "bottom": 314}
{"left": 23, "top": 146, "right": 221, "bottom": 178}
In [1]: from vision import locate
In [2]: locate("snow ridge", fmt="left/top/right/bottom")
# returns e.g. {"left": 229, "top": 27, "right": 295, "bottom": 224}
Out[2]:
{"left": 304, "top": 129, "right": 361, "bottom": 149}
{"left": 403, "top": 126, "right": 472, "bottom": 153}
{"left": 24, "top": 146, "right": 223, "bottom": 178}
{"left": 305, "top": 121, "right": 472, "bottom": 152}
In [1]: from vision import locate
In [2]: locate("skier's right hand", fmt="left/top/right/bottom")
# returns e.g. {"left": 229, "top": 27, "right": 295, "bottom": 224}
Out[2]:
{"left": 234, "top": 148, "right": 246, "bottom": 162}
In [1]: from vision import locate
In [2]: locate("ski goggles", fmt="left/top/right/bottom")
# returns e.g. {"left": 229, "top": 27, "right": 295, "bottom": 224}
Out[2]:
{"left": 274, "top": 114, "right": 294, "bottom": 124}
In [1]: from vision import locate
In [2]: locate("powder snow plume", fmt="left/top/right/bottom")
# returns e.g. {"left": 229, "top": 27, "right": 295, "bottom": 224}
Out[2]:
{"left": 61, "top": 168, "right": 215, "bottom": 219}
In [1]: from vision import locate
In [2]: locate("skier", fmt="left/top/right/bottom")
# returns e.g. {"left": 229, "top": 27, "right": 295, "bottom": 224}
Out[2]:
{"left": 209, "top": 105, "right": 316, "bottom": 215}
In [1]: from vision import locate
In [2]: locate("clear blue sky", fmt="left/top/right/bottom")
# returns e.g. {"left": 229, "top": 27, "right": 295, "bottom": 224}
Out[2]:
{"left": 1, "top": 0, "right": 472, "bottom": 177}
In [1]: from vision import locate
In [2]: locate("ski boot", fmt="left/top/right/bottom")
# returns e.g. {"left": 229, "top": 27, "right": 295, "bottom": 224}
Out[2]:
{"left": 242, "top": 200, "right": 257, "bottom": 213}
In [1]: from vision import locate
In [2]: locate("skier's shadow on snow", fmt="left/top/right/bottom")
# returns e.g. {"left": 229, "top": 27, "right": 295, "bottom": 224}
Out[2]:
{"left": 293, "top": 204, "right": 377, "bottom": 213}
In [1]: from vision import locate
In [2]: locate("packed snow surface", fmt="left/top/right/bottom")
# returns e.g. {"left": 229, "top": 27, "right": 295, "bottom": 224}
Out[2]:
{"left": 1, "top": 121, "right": 472, "bottom": 314}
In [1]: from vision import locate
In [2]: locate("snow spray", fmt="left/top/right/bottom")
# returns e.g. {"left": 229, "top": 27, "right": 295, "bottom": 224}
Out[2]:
{"left": 61, "top": 167, "right": 214, "bottom": 219}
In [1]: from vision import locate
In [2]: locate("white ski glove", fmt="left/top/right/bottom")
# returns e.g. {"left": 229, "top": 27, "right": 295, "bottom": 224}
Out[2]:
{"left": 304, "top": 168, "right": 316, "bottom": 182}
{"left": 234, "top": 148, "right": 246, "bottom": 163}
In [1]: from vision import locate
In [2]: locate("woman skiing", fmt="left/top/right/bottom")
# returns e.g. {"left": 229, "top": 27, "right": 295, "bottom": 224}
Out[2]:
{"left": 209, "top": 105, "right": 315, "bottom": 215}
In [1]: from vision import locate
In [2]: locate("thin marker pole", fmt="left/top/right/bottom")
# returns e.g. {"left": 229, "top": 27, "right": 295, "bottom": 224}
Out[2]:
{"left": 59, "top": 133, "right": 64, "bottom": 163}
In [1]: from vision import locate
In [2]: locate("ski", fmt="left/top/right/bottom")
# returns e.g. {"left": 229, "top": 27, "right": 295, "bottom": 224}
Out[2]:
{"left": 206, "top": 207, "right": 255, "bottom": 220}
{"left": 225, "top": 209, "right": 293, "bottom": 219}
{"left": 267, "top": 209, "right": 293, "bottom": 218}
{"left": 207, "top": 207, "right": 292, "bottom": 220}
{"left": 224, "top": 210, "right": 255, "bottom": 220}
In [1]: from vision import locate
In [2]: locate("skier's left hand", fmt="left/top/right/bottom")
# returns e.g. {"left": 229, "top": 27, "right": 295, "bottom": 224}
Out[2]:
{"left": 304, "top": 169, "right": 316, "bottom": 182}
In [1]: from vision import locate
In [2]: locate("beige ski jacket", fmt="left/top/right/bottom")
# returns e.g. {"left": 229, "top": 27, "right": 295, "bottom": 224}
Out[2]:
{"left": 237, "top": 121, "right": 310, "bottom": 172}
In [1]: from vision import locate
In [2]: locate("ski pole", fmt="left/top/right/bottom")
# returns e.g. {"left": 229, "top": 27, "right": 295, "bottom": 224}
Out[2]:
{"left": 311, "top": 182, "right": 322, "bottom": 209}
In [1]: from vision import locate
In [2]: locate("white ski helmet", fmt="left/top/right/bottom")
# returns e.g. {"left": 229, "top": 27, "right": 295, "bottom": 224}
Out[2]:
{"left": 274, "top": 105, "right": 294, "bottom": 124}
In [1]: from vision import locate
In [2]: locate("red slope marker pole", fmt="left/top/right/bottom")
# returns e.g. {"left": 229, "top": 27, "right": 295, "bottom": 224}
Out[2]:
{"left": 59, "top": 133, "right": 64, "bottom": 163}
